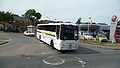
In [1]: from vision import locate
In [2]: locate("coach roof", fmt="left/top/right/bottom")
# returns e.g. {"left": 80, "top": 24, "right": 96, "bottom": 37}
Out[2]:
{"left": 37, "top": 23, "right": 78, "bottom": 26}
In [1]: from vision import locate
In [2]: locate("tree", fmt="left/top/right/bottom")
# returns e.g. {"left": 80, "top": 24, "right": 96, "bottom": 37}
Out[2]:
{"left": 22, "top": 9, "right": 42, "bottom": 26}
{"left": 0, "top": 11, "right": 14, "bottom": 31}
{"left": 76, "top": 17, "right": 81, "bottom": 24}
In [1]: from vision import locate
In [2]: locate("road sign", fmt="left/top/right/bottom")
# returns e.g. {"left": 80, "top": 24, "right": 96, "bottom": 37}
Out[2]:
{"left": 111, "top": 15, "right": 117, "bottom": 23}
{"left": 110, "top": 15, "right": 118, "bottom": 43}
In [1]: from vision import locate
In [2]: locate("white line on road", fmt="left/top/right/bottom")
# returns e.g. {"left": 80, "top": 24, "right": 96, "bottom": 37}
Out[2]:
{"left": 75, "top": 57, "right": 86, "bottom": 67}
{"left": 41, "top": 53, "right": 47, "bottom": 55}
{"left": 0, "top": 38, "right": 12, "bottom": 47}
{"left": 43, "top": 56, "right": 65, "bottom": 65}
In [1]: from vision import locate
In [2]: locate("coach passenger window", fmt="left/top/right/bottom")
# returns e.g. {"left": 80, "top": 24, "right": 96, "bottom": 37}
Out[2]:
{"left": 56, "top": 25, "right": 60, "bottom": 39}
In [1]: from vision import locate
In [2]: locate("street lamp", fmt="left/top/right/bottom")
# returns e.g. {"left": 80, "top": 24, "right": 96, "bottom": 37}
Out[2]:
{"left": 31, "top": 16, "right": 37, "bottom": 26}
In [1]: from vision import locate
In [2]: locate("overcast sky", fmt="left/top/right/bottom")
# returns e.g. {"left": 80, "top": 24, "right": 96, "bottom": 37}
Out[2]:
{"left": 0, "top": 0, "right": 120, "bottom": 24}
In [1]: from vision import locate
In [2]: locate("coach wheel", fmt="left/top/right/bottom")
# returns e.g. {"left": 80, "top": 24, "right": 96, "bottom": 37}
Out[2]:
{"left": 39, "top": 35, "right": 42, "bottom": 41}
{"left": 50, "top": 40, "right": 54, "bottom": 48}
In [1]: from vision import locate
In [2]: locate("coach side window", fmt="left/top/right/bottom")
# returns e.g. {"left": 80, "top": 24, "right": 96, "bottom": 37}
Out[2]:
{"left": 56, "top": 25, "right": 60, "bottom": 39}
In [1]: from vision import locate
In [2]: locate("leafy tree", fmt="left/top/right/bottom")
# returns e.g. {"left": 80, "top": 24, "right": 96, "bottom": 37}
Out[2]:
{"left": 35, "top": 12, "right": 42, "bottom": 19}
{"left": 76, "top": 17, "right": 81, "bottom": 24}
{"left": 0, "top": 11, "right": 14, "bottom": 31}
{"left": 22, "top": 9, "right": 42, "bottom": 26}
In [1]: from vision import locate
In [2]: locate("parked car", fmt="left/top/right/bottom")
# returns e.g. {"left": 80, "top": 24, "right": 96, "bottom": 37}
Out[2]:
{"left": 96, "top": 34, "right": 108, "bottom": 42}
{"left": 24, "top": 31, "right": 35, "bottom": 36}
{"left": 90, "top": 32, "right": 97, "bottom": 37}
{"left": 116, "top": 35, "right": 120, "bottom": 43}
{"left": 83, "top": 33, "right": 93, "bottom": 40}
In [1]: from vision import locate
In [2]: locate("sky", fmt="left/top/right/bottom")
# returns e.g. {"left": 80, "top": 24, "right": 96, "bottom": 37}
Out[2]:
{"left": 0, "top": 0, "right": 120, "bottom": 24}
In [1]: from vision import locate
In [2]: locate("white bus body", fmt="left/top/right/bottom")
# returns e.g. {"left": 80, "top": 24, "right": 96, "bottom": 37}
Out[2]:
{"left": 37, "top": 23, "right": 79, "bottom": 50}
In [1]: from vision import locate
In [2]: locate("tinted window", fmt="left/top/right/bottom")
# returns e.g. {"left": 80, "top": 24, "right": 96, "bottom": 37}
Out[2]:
{"left": 38, "top": 25, "right": 56, "bottom": 32}
{"left": 60, "top": 25, "right": 79, "bottom": 40}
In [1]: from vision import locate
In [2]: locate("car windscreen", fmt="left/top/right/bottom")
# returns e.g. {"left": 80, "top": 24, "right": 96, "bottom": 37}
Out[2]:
{"left": 99, "top": 35, "right": 106, "bottom": 37}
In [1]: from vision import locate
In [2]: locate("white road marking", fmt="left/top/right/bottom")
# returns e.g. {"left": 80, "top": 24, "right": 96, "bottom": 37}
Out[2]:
{"left": 43, "top": 56, "right": 65, "bottom": 65}
{"left": 75, "top": 57, "right": 86, "bottom": 67}
{"left": 27, "top": 57, "right": 31, "bottom": 60}
{"left": 41, "top": 53, "right": 47, "bottom": 55}
{"left": 0, "top": 38, "right": 12, "bottom": 47}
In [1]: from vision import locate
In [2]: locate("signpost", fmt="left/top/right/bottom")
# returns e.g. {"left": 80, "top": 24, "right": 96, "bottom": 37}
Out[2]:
{"left": 89, "top": 17, "right": 92, "bottom": 32}
{"left": 110, "top": 15, "right": 118, "bottom": 43}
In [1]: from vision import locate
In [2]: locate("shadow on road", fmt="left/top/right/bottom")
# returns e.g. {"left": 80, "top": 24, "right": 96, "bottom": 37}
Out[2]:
{"left": 44, "top": 42, "right": 100, "bottom": 54}
{"left": 59, "top": 46, "right": 100, "bottom": 54}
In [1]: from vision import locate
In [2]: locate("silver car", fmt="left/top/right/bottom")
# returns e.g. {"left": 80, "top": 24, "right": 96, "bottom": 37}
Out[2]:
{"left": 24, "top": 31, "right": 35, "bottom": 36}
{"left": 116, "top": 35, "right": 120, "bottom": 43}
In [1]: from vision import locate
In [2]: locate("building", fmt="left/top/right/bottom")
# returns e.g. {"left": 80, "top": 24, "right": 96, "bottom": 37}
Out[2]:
{"left": 79, "top": 23, "right": 109, "bottom": 38}
{"left": 10, "top": 15, "right": 31, "bottom": 32}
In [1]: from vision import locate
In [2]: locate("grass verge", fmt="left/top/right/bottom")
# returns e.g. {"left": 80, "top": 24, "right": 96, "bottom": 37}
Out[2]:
{"left": 79, "top": 38, "right": 120, "bottom": 47}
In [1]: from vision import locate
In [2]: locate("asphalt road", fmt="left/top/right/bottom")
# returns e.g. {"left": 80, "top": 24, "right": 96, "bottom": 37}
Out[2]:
{"left": 0, "top": 32, "right": 120, "bottom": 68}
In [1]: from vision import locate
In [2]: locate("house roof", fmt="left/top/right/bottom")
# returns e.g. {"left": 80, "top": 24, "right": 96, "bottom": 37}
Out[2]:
{"left": 11, "top": 22, "right": 31, "bottom": 26}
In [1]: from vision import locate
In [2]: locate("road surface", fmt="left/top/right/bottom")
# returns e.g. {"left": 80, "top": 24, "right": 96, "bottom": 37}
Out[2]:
{"left": 0, "top": 32, "right": 120, "bottom": 68}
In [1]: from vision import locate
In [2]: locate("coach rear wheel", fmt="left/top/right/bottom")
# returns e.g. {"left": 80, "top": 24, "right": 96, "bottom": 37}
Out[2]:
{"left": 50, "top": 40, "right": 54, "bottom": 49}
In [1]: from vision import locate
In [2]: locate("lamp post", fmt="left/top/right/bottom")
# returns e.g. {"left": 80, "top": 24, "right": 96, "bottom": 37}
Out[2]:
{"left": 31, "top": 16, "right": 36, "bottom": 26}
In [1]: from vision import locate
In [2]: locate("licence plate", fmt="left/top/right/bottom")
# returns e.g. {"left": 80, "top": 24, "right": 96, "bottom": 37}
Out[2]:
{"left": 68, "top": 45, "right": 72, "bottom": 49}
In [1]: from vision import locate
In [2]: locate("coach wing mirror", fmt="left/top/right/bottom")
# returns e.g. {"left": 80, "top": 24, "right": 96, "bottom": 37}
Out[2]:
{"left": 56, "top": 35, "right": 59, "bottom": 39}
